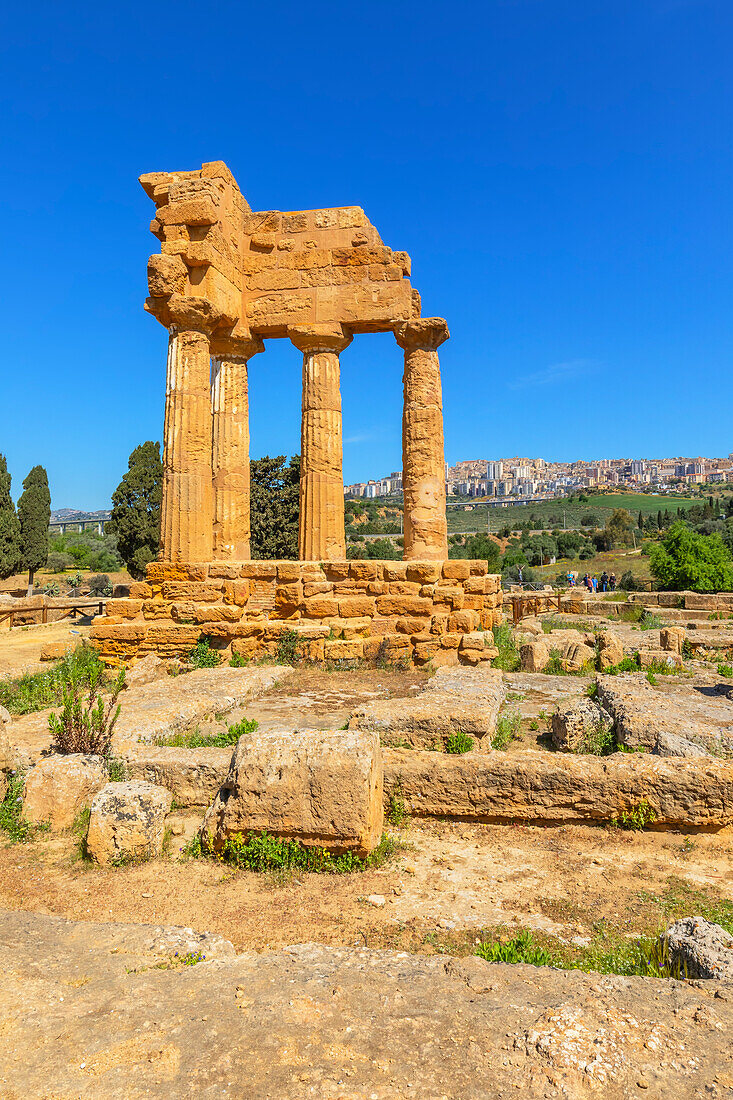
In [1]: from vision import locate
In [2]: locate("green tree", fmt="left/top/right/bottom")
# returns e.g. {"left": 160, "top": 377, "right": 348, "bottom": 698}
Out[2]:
{"left": 650, "top": 522, "right": 733, "bottom": 592}
{"left": 448, "top": 532, "right": 501, "bottom": 569}
{"left": 108, "top": 442, "right": 163, "bottom": 579}
{"left": 0, "top": 454, "right": 21, "bottom": 579}
{"left": 250, "top": 454, "right": 300, "bottom": 559}
{"left": 605, "top": 508, "right": 634, "bottom": 548}
{"left": 18, "top": 465, "right": 51, "bottom": 593}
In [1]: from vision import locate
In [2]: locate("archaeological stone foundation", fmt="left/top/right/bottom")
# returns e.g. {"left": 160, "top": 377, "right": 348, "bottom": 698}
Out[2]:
{"left": 91, "top": 161, "right": 502, "bottom": 663}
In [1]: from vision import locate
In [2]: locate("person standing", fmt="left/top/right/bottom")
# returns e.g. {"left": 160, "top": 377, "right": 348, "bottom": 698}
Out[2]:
{"left": 609, "top": 573, "right": 617, "bottom": 592}
{"left": 600, "top": 571, "right": 608, "bottom": 592}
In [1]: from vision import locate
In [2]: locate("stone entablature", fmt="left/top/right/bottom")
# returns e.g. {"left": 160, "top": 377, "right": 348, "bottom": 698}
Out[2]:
{"left": 91, "top": 560, "right": 502, "bottom": 666}
{"left": 140, "top": 161, "right": 450, "bottom": 564}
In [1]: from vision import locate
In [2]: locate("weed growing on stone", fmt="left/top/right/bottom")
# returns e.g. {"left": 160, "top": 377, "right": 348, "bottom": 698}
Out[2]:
{"left": 187, "top": 641, "right": 221, "bottom": 668}
{"left": 215, "top": 830, "right": 398, "bottom": 874}
{"left": 475, "top": 929, "right": 555, "bottom": 967}
{"left": 276, "top": 630, "right": 301, "bottom": 665}
{"left": 575, "top": 720, "right": 615, "bottom": 756}
{"left": 154, "top": 716, "right": 258, "bottom": 749}
{"left": 646, "top": 671, "right": 658, "bottom": 685}
{"left": 717, "top": 663, "right": 733, "bottom": 677}
{"left": 71, "top": 807, "right": 91, "bottom": 860}
{"left": 639, "top": 612, "right": 663, "bottom": 631}
{"left": 528, "top": 718, "right": 539, "bottom": 731}
{"left": 445, "top": 731, "right": 475, "bottom": 754}
{"left": 0, "top": 643, "right": 109, "bottom": 717}
{"left": 229, "top": 651, "right": 248, "bottom": 667}
{"left": 181, "top": 832, "right": 204, "bottom": 860}
{"left": 0, "top": 774, "right": 33, "bottom": 843}
{"left": 492, "top": 711, "right": 522, "bottom": 750}
{"left": 610, "top": 799, "right": 657, "bottom": 831}
{"left": 602, "top": 656, "right": 640, "bottom": 675}
{"left": 105, "top": 756, "right": 128, "bottom": 781}
{"left": 491, "top": 624, "right": 519, "bottom": 671}
{"left": 386, "top": 781, "right": 408, "bottom": 827}
{"left": 542, "top": 649, "right": 565, "bottom": 675}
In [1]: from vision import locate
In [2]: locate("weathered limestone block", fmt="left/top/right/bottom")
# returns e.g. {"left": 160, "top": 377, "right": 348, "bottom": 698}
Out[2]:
{"left": 660, "top": 626, "right": 686, "bottom": 654}
{"left": 656, "top": 732, "right": 711, "bottom": 758}
{"left": 39, "top": 641, "right": 72, "bottom": 661}
{"left": 324, "top": 638, "right": 364, "bottom": 660}
{"left": 638, "top": 647, "right": 682, "bottom": 670}
{"left": 351, "top": 666, "right": 505, "bottom": 750}
{"left": 23, "top": 754, "right": 108, "bottom": 830}
{"left": 123, "top": 653, "right": 168, "bottom": 690}
{"left": 560, "top": 640, "right": 596, "bottom": 673}
{"left": 123, "top": 746, "right": 232, "bottom": 807}
{"left": 396, "top": 319, "right": 449, "bottom": 561}
{"left": 663, "top": 917, "right": 733, "bottom": 980}
{"left": 597, "top": 629, "right": 624, "bottom": 670}
{"left": 201, "top": 728, "right": 383, "bottom": 855}
{"left": 86, "top": 781, "right": 173, "bottom": 866}
{"left": 382, "top": 747, "right": 733, "bottom": 828}
{"left": 550, "top": 699, "right": 613, "bottom": 753}
{"left": 376, "top": 595, "right": 433, "bottom": 617}
{"left": 520, "top": 638, "right": 551, "bottom": 673}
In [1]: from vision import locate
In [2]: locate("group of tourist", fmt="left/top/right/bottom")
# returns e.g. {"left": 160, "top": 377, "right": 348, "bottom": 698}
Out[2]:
{"left": 567, "top": 571, "right": 616, "bottom": 592}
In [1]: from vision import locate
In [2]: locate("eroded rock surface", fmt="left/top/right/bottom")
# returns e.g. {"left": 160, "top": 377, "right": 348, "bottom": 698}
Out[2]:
{"left": 202, "top": 727, "right": 383, "bottom": 855}
{"left": 349, "top": 665, "right": 505, "bottom": 749}
{"left": 550, "top": 698, "right": 613, "bottom": 753}
{"left": 665, "top": 916, "right": 733, "bottom": 980}
{"left": 23, "top": 753, "right": 107, "bottom": 830}
{"left": 1, "top": 910, "right": 732, "bottom": 1099}
{"left": 86, "top": 781, "right": 173, "bottom": 866}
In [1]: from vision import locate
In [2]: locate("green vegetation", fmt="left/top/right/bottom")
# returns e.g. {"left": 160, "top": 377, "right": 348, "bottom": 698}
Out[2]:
{"left": 347, "top": 536, "right": 402, "bottom": 560}
{"left": 445, "top": 731, "right": 475, "bottom": 754}
{"left": 448, "top": 532, "right": 501, "bottom": 569}
{"left": 0, "top": 453, "right": 21, "bottom": 579}
{"left": 229, "top": 651, "right": 248, "bottom": 667}
{"left": 18, "top": 464, "right": 50, "bottom": 591}
{"left": 108, "top": 441, "right": 163, "bottom": 579}
{"left": 610, "top": 800, "right": 658, "bottom": 830}
{"left": 717, "top": 663, "right": 733, "bottom": 677}
{"left": 213, "top": 829, "right": 397, "bottom": 873}
{"left": 0, "top": 643, "right": 109, "bottom": 716}
{"left": 474, "top": 927, "right": 686, "bottom": 978}
{"left": 276, "top": 630, "right": 301, "bottom": 665}
{"left": 155, "top": 716, "right": 259, "bottom": 749}
{"left": 48, "top": 662, "right": 125, "bottom": 756}
{"left": 48, "top": 530, "right": 122, "bottom": 574}
{"left": 187, "top": 640, "right": 221, "bottom": 668}
{"left": 493, "top": 710, "right": 522, "bottom": 749}
{"left": 250, "top": 454, "right": 300, "bottom": 559}
{"left": 446, "top": 492, "right": 699, "bottom": 536}
{"left": 650, "top": 522, "right": 733, "bottom": 593}
{"left": 386, "top": 781, "right": 407, "bottom": 827}
{"left": 575, "top": 720, "right": 615, "bottom": 756}
{"left": 0, "top": 774, "right": 33, "bottom": 843}
{"left": 491, "top": 623, "right": 520, "bottom": 671}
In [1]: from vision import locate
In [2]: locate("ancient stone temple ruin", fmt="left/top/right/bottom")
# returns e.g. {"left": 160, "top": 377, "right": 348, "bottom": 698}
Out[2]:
{"left": 91, "top": 161, "right": 502, "bottom": 664}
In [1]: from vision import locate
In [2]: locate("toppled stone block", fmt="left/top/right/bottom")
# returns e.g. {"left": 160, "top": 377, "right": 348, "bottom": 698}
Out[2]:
{"left": 638, "top": 647, "right": 682, "bottom": 670}
{"left": 23, "top": 754, "right": 108, "bottom": 830}
{"left": 657, "top": 732, "right": 711, "bottom": 759}
{"left": 123, "top": 653, "right": 169, "bottom": 689}
{"left": 597, "top": 629, "right": 624, "bottom": 670}
{"left": 86, "top": 781, "right": 173, "bottom": 866}
{"left": 123, "top": 745, "right": 232, "bottom": 806}
{"left": 383, "top": 747, "right": 733, "bottom": 828}
{"left": 201, "top": 728, "right": 383, "bottom": 856}
{"left": 350, "top": 665, "right": 505, "bottom": 750}
{"left": 660, "top": 626, "right": 686, "bottom": 655}
{"left": 560, "top": 640, "right": 595, "bottom": 673}
{"left": 550, "top": 698, "right": 613, "bottom": 753}
{"left": 664, "top": 916, "right": 733, "bottom": 980}
{"left": 39, "top": 641, "right": 71, "bottom": 662}
{"left": 520, "top": 638, "right": 551, "bottom": 673}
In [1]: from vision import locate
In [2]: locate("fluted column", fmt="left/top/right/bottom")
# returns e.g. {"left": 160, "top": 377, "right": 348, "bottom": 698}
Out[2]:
{"left": 211, "top": 337, "right": 264, "bottom": 560}
{"left": 395, "top": 318, "right": 450, "bottom": 561}
{"left": 289, "top": 323, "right": 352, "bottom": 560}
{"left": 160, "top": 327, "right": 215, "bottom": 561}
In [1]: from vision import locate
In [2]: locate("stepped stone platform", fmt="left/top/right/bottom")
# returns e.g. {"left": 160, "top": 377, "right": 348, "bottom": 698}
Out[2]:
{"left": 2, "top": 910, "right": 732, "bottom": 1099}
{"left": 90, "top": 559, "right": 503, "bottom": 666}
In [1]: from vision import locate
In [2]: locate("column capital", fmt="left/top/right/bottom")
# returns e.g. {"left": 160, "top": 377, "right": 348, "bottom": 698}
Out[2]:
{"left": 210, "top": 332, "right": 265, "bottom": 361}
{"left": 289, "top": 323, "right": 352, "bottom": 355}
{"left": 164, "top": 294, "right": 224, "bottom": 336}
{"left": 394, "top": 317, "right": 449, "bottom": 352}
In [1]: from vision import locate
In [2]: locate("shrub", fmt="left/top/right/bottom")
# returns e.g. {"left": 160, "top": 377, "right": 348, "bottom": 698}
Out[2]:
{"left": 214, "top": 830, "right": 397, "bottom": 874}
{"left": 619, "top": 571, "right": 642, "bottom": 591}
{"left": 229, "top": 651, "right": 248, "bottom": 667}
{"left": 576, "top": 720, "right": 615, "bottom": 756}
{"left": 48, "top": 663, "right": 125, "bottom": 756}
{"left": 650, "top": 522, "right": 733, "bottom": 593}
{"left": 276, "top": 630, "right": 301, "bottom": 665}
{"left": 603, "top": 656, "right": 640, "bottom": 674}
{"left": 88, "top": 573, "right": 112, "bottom": 597}
{"left": 47, "top": 551, "right": 74, "bottom": 573}
{"left": 445, "top": 731, "right": 475, "bottom": 754}
{"left": 386, "top": 781, "right": 407, "bottom": 827}
{"left": 0, "top": 774, "right": 33, "bottom": 843}
{"left": 42, "top": 580, "right": 60, "bottom": 597}
{"left": 493, "top": 711, "right": 522, "bottom": 750}
{"left": 717, "top": 662, "right": 733, "bottom": 677}
{"left": 188, "top": 640, "right": 221, "bottom": 668}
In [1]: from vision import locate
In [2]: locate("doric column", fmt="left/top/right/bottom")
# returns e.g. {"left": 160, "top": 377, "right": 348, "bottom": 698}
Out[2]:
{"left": 210, "top": 336, "right": 264, "bottom": 560}
{"left": 395, "top": 318, "right": 450, "bottom": 561}
{"left": 160, "top": 325, "right": 215, "bottom": 562}
{"left": 289, "top": 323, "right": 352, "bottom": 560}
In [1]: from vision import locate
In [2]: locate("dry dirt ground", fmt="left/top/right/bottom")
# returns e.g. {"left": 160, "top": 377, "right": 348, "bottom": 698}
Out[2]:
{"left": 1, "top": 816, "right": 730, "bottom": 958}
{"left": 0, "top": 621, "right": 92, "bottom": 678}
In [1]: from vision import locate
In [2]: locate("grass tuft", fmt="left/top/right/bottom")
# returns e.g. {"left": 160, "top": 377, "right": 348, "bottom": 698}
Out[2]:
{"left": 213, "top": 830, "right": 398, "bottom": 874}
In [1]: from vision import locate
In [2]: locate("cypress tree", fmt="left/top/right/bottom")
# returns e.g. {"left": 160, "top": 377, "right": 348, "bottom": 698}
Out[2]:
{"left": 638, "top": 510, "right": 644, "bottom": 530}
{"left": 18, "top": 465, "right": 51, "bottom": 594}
{"left": 250, "top": 454, "right": 300, "bottom": 559}
{"left": 108, "top": 441, "right": 163, "bottom": 580}
{"left": 0, "top": 454, "right": 21, "bottom": 579}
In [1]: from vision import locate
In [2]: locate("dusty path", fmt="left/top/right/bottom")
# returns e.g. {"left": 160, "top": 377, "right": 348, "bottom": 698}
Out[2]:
{"left": 1, "top": 819, "right": 730, "bottom": 955}
{"left": 0, "top": 622, "right": 91, "bottom": 678}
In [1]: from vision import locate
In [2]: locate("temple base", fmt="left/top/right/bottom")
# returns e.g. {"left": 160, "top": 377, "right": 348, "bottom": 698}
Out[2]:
{"left": 90, "top": 560, "right": 503, "bottom": 666}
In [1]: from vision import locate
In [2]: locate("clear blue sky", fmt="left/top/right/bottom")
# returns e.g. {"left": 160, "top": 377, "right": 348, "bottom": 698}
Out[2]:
{"left": 1, "top": 0, "right": 732, "bottom": 509}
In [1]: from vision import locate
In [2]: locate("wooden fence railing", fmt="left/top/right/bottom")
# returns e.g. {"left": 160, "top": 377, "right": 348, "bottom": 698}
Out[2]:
{"left": 0, "top": 601, "right": 106, "bottom": 630}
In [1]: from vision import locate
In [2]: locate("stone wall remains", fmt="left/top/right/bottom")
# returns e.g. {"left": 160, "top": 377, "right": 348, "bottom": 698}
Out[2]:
{"left": 90, "top": 559, "right": 503, "bottom": 666}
